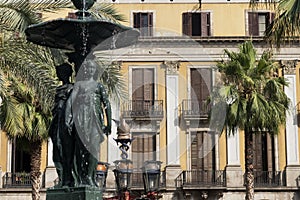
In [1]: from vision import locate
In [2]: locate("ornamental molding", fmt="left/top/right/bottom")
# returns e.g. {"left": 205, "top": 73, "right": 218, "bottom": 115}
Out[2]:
{"left": 280, "top": 60, "right": 297, "bottom": 75}
{"left": 163, "top": 60, "right": 180, "bottom": 75}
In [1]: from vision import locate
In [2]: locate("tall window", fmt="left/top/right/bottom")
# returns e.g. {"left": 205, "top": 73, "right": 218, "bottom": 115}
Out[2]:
{"left": 190, "top": 68, "right": 212, "bottom": 103}
{"left": 132, "top": 68, "right": 154, "bottom": 112}
{"left": 132, "top": 133, "right": 156, "bottom": 169}
{"left": 191, "top": 131, "right": 215, "bottom": 171}
{"left": 182, "top": 12, "right": 211, "bottom": 36}
{"left": 248, "top": 12, "right": 275, "bottom": 36}
{"left": 12, "top": 137, "right": 31, "bottom": 173}
{"left": 133, "top": 12, "right": 153, "bottom": 36}
{"left": 253, "top": 133, "right": 275, "bottom": 172}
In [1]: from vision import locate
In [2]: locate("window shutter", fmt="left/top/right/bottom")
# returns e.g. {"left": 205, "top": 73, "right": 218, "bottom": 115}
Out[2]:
{"left": 248, "top": 12, "right": 259, "bottom": 36}
{"left": 133, "top": 13, "right": 139, "bottom": 28}
{"left": 182, "top": 13, "right": 192, "bottom": 36}
{"left": 148, "top": 13, "right": 153, "bottom": 36}
{"left": 200, "top": 12, "right": 210, "bottom": 36}
{"left": 191, "top": 68, "right": 212, "bottom": 102}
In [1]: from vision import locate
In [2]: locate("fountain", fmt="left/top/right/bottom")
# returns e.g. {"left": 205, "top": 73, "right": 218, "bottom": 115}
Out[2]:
{"left": 25, "top": 0, "right": 139, "bottom": 199}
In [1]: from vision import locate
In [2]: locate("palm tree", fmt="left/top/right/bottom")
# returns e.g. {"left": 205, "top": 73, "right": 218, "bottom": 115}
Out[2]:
{"left": 212, "top": 41, "right": 289, "bottom": 200}
{"left": 0, "top": 1, "right": 126, "bottom": 199}
{"left": 0, "top": 36, "right": 58, "bottom": 200}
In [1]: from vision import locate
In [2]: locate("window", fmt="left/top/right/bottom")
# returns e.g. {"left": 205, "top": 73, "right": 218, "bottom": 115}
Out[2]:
{"left": 132, "top": 68, "right": 154, "bottom": 112}
{"left": 133, "top": 12, "right": 153, "bottom": 36}
{"left": 253, "top": 133, "right": 275, "bottom": 172}
{"left": 132, "top": 133, "right": 156, "bottom": 168}
{"left": 182, "top": 12, "right": 211, "bottom": 36}
{"left": 248, "top": 12, "right": 275, "bottom": 36}
{"left": 190, "top": 68, "right": 212, "bottom": 102}
{"left": 191, "top": 131, "right": 215, "bottom": 171}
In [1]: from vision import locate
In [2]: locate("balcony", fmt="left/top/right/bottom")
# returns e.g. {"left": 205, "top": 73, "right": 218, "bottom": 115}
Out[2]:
{"left": 249, "top": 171, "right": 284, "bottom": 188}
{"left": 181, "top": 100, "right": 210, "bottom": 120}
{"left": 176, "top": 170, "right": 226, "bottom": 189}
{"left": 122, "top": 100, "right": 164, "bottom": 121}
{"left": 3, "top": 172, "right": 31, "bottom": 188}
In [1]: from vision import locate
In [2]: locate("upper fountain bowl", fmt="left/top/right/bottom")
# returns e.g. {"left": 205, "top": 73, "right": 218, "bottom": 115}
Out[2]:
{"left": 71, "top": 0, "right": 96, "bottom": 11}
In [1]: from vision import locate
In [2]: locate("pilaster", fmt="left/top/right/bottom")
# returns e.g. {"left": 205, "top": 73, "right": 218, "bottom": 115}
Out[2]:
{"left": 164, "top": 165, "right": 182, "bottom": 189}
{"left": 281, "top": 60, "right": 300, "bottom": 187}
{"left": 226, "top": 129, "right": 243, "bottom": 187}
{"left": 164, "top": 61, "right": 180, "bottom": 165}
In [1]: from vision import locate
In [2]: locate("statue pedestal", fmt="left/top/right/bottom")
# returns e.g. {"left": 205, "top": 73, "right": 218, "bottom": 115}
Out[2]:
{"left": 46, "top": 187, "right": 102, "bottom": 200}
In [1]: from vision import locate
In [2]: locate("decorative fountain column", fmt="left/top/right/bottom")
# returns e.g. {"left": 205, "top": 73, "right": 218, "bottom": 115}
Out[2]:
{"left": 25, "top": 1, "right": 139, "bottom": 199}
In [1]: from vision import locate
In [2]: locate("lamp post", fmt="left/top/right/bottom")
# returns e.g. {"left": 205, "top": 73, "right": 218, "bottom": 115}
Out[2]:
{"left": 113, "top": 119, "right": 133, "bottom": 200}
{"left": 142, "top": 161, "right": 162, "bottom": 200}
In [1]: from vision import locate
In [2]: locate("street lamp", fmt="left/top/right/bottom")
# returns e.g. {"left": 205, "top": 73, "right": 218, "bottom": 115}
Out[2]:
{"left": 142, "top": 160, "right": 162, "bottom": 199}
{"left": 114, "top": 159, "right": 133, "bottom": 194}
{"left": 96, "top": 161, "right": 109, "bottom": 191}
{"left": 113, "top": 119, "right": 133, "bottom": 199}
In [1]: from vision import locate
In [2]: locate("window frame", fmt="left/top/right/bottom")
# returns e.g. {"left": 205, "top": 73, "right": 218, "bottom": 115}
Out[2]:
{"left": 246, "top": 10, "right": 275, "bottom": 36}
{"left": 131, "top": 11, "right": 155, "bottom": 37}
{"left": 182, "top": 11, "right": 213, "bottom": 37}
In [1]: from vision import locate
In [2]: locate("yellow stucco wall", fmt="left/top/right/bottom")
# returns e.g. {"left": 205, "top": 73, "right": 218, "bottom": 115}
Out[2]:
{"left": 0, "top": 131, "right": 8, "bottom": 172}
{"left": 112, "top": 3, "right": 274, "bottom": 36}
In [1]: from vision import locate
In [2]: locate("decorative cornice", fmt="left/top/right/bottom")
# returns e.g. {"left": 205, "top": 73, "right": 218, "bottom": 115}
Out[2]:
{"left": 280, "top": 60, "right": 297, "bottom": 75}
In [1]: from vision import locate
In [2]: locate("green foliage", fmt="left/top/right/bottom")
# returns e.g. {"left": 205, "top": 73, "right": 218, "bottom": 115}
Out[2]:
{"left": 213, "top": 41, "right": 290, "bottom": 135}
{"left": 262, "top": 0, "right": 300, "bottom": 47}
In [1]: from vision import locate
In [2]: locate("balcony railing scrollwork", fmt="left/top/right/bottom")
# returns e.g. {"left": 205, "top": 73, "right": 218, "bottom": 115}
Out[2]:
{"left": 3, "top": 172, "right": 31, "bottom": 188}
{"left": 122, "top": 100, "right": 164, "bottom": 121}
{"left": 249, "top": 171, "right": 283, "bottom": 187}
{"left": 176, "top": 170, "right": 226, "bottom": 188}
{"left": 181, "top": 99, "right": 210, "bottom": 121}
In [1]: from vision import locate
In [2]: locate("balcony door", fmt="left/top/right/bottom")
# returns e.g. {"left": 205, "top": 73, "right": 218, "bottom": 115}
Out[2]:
{"left": 190, "top": 68, "right": 211, "bottom": 111}
{"left": 132, "top": 68, "right": 154, "bottom": 113}
{"left": 131, "top": 132, "right": 156, "bottom": 187}
{"left": 190, "top": 131, "right": 216, "bottom": 184}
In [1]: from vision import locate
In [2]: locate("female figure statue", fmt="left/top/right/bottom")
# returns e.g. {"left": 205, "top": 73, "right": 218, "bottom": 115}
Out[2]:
{"left": 49, "top": 63, "right": 75, "bottom": 187}
{"left": 66, "top": 59, "right": 111, "bottom": 187}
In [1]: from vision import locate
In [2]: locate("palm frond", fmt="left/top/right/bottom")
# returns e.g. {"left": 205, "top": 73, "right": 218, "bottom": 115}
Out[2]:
{"left": 265, "top": 0, "right": 300, "bottom": 47}
{"left": 90, "top": 3, "right": 126, "bottom": 23}
{"left": 0, "top": 0, "right": 71, "bottom": 33}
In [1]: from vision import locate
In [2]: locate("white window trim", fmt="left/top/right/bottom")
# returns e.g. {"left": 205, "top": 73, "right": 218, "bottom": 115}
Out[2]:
{"left": 245, "top": 9, "right": 274, "bottom": 36}
{"left": 128, "top": 65, "right": 158, "bottom": 101}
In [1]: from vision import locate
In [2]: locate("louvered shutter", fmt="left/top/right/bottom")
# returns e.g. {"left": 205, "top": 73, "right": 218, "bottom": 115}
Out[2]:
{"left": 201, "top": 12, "right": 211, "bottom": 36}
{"left": 248, "top": 12, "right": 259, "bottom": 36}
{"left": 182, "top": 13, "right": 192, "bottom": 36}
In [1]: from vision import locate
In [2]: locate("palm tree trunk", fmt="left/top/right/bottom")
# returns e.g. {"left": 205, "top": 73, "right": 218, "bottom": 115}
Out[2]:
{"left": 245, "top": 131, "right": 254, "bottom": 200}
{"left": 30, "top": 140, "right": 42, "bottom": 200}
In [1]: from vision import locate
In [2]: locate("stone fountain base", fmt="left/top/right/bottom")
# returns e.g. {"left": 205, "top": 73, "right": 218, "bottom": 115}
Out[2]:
{"left": 46, "top": 186, "right": 102, "bottom": 200}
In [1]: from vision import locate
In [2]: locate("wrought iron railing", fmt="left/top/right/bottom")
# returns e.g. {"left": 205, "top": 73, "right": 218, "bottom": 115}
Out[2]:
{"left": 181, "top": 99, "right": 210, "bottom": 119}
{"left": 122, "top": 100, "right": 164, "bottom": 120}
{"left": 131, "top": 169, "right": 166, "bottom": 189}
{"left": 3, "top": 172, "right": 31, "bottom": 188}
{"left": 176, "top": 170, "right": 225, "bottom": 188}
{"left": 252, "top": 171, "right": 283, "bottom": 187}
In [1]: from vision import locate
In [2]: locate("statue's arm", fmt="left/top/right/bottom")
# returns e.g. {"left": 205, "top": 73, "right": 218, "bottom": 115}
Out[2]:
{"left": 99, "top": 84, "right": 112, "bottom": 135}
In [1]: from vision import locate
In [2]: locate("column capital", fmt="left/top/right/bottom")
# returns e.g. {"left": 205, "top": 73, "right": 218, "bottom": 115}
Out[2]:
{"left": 163, "top": 60, "right": 180, "bottom": 75}
{"left": 111, "top": 61, "right": 122, "bottom": 69}
{"left": 280, "top": 60, "right": 297, "bottom": 75}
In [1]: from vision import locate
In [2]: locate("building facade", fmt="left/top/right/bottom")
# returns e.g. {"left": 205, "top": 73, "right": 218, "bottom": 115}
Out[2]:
{"left": 1, "top": 0, "right": 300, "bottom": 200}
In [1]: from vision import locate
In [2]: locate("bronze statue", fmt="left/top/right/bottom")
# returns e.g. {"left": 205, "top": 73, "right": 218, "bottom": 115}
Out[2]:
{"left": 66, "top": 59, "right": 112, "bottom": 187}
{"left": 48, "top": 63, "right": 75, "bottom": 187}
